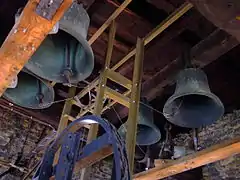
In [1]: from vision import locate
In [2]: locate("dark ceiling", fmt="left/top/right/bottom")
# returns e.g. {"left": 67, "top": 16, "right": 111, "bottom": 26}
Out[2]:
{"left": 0, "top": 0, "right": 240, "bottom": 133}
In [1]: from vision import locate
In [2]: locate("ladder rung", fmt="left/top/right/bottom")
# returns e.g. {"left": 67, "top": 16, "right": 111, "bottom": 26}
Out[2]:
{"left": 105, "top": 87, "right": 130, "bottom": 108}
{"left": 78, "top": 104, "right": 95, "bottom": 117}
{"left": 106, "top": 69, "right": 132, "bottom": 90}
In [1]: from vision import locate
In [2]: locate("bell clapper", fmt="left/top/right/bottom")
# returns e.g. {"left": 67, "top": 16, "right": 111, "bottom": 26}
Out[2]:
{"left": 36, "top": 79, "right": 44, "bottom": 107}
{"left": 192, "top": 128, "right": 201, "bottom": 151}
{"left": 63, "top": 43, "right": 73, "bottom": 85}
{"left": 164, "top": 123, "right": 172, "bottom": 153}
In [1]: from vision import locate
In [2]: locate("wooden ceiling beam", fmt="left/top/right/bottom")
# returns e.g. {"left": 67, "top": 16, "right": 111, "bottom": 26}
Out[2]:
{"left": 111, "top": 29, "right": 239, "bottom": 121}
{"left": 143, "top": 29, "right": 239, "bottom": 100}
{"left": 133, "top": 137, "right": 240, "bottom": 180}
{"left": 147, "top": 0, "right": 175, "bottom": 14}
{"left": 0, "top": 0, "right": 72, "bottom": 96}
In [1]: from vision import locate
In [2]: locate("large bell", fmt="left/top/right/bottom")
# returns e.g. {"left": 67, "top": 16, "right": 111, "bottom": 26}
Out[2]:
{"left": 118, "top": 98, "right": 161, "bottom": 146}
{"left": 163, "top": 68, "right": 224, "bottom": 128}
{"left": 25, "top": 3, "right": 94, "bottom": 84}
{"left": 3, "top": 70, "right": 54, "bottom": 109}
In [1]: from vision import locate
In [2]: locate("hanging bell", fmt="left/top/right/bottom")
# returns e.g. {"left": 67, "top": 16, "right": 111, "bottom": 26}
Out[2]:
{"left": 24, "top": 3, "right": 94, "bottom": 84}
{"left": 118, "top": 98, "right": 161, "bottom": 146}
{"left": 163, "top": 68, "right": 224, "bottom": 128}
{"left": 3, "top": 70, "right": 54, "bottom": 109}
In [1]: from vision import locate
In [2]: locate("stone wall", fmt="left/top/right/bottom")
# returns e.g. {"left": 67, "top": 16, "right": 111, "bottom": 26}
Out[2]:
{"left": 73, "top": 158, "right": 113, "bottom": 180}
{"left": 0, "top": 108, "right": 51, "bottom": 179}
{"left": 199, "top": 110, "right": 240, "bottom": 180}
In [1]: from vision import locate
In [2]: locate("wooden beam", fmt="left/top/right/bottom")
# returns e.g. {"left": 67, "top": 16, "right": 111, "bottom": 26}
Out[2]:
{"left": 114, "top": 30, "right": 240, "bottom": 120}
{"left": 133, "top": 137, "right": 240, "bottom": 180}
{"left": 88, "top": 21, "right": 116, "bottom": 141}
{"left": 74, "top": 2, "right": 193, "bottom": 108}
{"left": 111, "top": 2, "right": 193, "bottom": 71}
{"left": 57, "top": 87, "right": 76, "bottom": 135}
{"left": 88, "top": 0, "right": 132, "bottom": 45}
{"left": 106, "top": 69, "right": 132, "bottom": 90}
{"left": 74, "top": 145, "right": 113, "bottom": 172}
{"left": 54, "top": 87, "right": 76, "bottom": 164}
{"left": 105, "top": 87, "right": 130, "bottom": 108}
{"left": 147, "top": 0, "right": 175, "bottom": 14}
{"left": 126, "top": 38, "right": 144, "bottom": 175}
{"left": 0, "top": 0, "right": 72, "bottom": 96}
{"left": 143, "top": 29, "right": 239, "bottom": 100}
{"left": 79, "top": 21, "right": 116, "bottom": 180}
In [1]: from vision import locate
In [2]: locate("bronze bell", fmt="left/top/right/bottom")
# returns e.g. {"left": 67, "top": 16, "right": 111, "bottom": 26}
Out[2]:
{"left": 24, "top": 3, "right": 94, "bottom": 84}
{"left": 3, "top": 70, "right": 54, "bottom": 109}
{"left": 118, "top": 98, "right": 161, "bottom": 146}
{"left": 163, "top": 68, "right": 224, "bottom": 128}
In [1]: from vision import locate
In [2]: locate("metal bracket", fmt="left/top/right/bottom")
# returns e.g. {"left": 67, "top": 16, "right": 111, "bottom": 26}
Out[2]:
{"left": 36, "top": 0, "right": 64, "bottom": 20}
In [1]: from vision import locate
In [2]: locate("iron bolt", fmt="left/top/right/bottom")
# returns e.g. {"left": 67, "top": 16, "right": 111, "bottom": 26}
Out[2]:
{"left": 43, "top": 12, "right": 47, "bottom": 17}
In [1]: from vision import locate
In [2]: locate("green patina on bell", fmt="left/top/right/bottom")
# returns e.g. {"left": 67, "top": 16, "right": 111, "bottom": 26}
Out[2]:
{"left": 118, "top": 98, "right": 161, "bottom": 146}
{"left": 25, "top": 3, "right": 94, "bottom": 84}
{"left": 163, "top": 68, "right": 224, "bottom": 128}
{"left": 3, "top": 70, "right": 54, "bottom": 109}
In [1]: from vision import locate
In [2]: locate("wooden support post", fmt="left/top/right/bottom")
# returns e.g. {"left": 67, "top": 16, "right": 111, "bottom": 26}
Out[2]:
{"left": 0, "top": 0, "right": 72, "bottom": 96}
{"left": 88, "top": 20, "right": 116, "bottom": 141}
{"left": 73, "top": 2, "right": 193, "bottom": 107}
{"left": 54, "top": 87, "right": 76, "bottom": 164}
{"left": 126, "top": 38, "right": 144, "bottom": 175}
{"left": 57, "top": 87, "right": 76, "bottom": 135}
{"left": 74, "top": 145, "right": 113, "bottom": 172}
{"left": 133, "top": 137, "right": 240, "bottom": 180}
{"left": 79, "top": 21, "right": 116, "bottom": 180}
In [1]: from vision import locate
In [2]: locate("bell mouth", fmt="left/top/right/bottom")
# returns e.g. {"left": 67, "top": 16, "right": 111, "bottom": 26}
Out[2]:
{"left": 3, "top": 71, "right": 54, "bottom": 109}
{"left": 136, "top": 124, "right": 161, "bottom": 146}
{"left": 163, "top": 93, "right": 224, "bottom": 128}
{"left": 118, "top": 124, "right": 161, "bottom": 146}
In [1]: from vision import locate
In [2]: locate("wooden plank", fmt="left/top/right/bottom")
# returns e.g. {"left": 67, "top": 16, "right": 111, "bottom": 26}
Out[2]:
{"left": 74, "top": 145, "right": 113, "bottom": 172}
{"left": 105, "top": 87, "right": 130, "bottom": 108}
{"left": 73, "top": 2, "right": 193, "bottom": 107}
{"left": 106, "top": 69, "right": 132, "bottom": 90}
{"left": 126, "top": 38, "right": 144, "bottom": 175}
{"left": 88, "top": 0, "right": 132, "bottom": 45}
{"left": 133, "top": 137, "right": 240, "bottom": 180}
{"left": 0, "top": 0, "right": 72, "bottom": 96}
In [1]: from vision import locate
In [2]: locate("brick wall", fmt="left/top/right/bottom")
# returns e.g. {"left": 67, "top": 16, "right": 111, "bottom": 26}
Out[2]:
{"left": 0, "top": 108, "right": 51, "bottom": 179}
{"left": 199, "top": 110, "right": 240, "bottom": 180}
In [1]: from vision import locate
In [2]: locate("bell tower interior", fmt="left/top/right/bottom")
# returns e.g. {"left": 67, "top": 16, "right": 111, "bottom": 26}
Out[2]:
{"left": 0, "top": 0, "right": 239, "bottom": 179}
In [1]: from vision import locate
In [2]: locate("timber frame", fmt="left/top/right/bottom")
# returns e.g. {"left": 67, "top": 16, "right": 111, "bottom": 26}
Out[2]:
{"left": 0, "top": 0, "right": 239, "bottom": 179}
